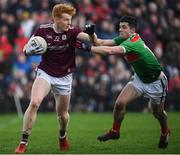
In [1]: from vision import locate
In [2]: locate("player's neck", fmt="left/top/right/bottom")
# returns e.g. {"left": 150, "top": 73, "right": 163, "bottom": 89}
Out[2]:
{"left": 129, "top": 32, "right": 138, "bottom": 37}
{"left": 53, "top": 24, "right": 64, "bottom": 33}
{"left": 131, "top": 32, "right": 137, "bottom": 35}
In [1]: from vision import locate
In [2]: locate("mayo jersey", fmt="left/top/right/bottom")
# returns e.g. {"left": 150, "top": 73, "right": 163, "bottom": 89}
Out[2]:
{"left": 113, "top": 34, "right": 162, "bottom": 83}
{"left": 34, "top": 23, "right": 82, "bottom": 77}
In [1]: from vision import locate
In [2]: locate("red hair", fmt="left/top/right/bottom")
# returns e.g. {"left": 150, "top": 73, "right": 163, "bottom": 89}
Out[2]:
{"left": 52, "top": 3, "right": 76, "bottom": 18}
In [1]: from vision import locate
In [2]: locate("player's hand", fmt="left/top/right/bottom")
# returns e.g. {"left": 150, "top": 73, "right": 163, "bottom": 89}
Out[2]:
{"left": 83, "top": 24, "right": 95, "bottom": 35}
{"left": 25, "top": 43, "right": 44, "bottom": 56}
{"left": 76, "top": 40, "right": 92, "bottom": 51}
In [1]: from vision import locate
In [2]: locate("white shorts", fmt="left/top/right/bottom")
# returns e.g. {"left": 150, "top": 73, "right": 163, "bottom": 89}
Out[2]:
{"left": 36, "top": 69, "right": 73, "bottom": 95}
{"left": 129, "top": 74, "right": 168, "bottom": 104}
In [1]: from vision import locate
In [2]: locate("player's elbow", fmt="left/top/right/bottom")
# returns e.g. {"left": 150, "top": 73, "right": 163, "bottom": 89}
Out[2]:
{"left": 108, "top": 47, "right": 121, "bottom": 55}
{"left": 108, "top": 50, "right": 115, "bottom": 55}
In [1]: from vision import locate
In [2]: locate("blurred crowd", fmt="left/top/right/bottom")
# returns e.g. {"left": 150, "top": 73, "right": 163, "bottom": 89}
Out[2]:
{"left": 0, "top": 0, "right": 180, "bottom": 113}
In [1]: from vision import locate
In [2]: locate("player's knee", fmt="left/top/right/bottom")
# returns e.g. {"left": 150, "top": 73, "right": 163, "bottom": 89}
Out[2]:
{"left": 29, "top": 99, "right": 41, "bottom": 111}
{"left": 115, "top": 100, "right": 126, "bottom": 109}
{"left": 153, "top": 111, "right": 164, "bottom": 119}
{"left": 59, "top": 112, "right": 69, "bottom": 120}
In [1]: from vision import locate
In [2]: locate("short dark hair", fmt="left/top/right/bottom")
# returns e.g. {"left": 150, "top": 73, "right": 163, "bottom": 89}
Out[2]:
{"left": 120, "top": 16, "right": 138, "bottom": 30}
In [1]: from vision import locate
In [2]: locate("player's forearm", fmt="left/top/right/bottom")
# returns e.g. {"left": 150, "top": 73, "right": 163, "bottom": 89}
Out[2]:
{"left": 89, "top": 34, "right": 101, "bottom": 46}
{"left": 90, "top": 45, "right": 124, "bottom": 55}
{"left": 91, "top": 46, "right": 114, "bottom": 55}
{"left": 90, "top": 35, "right": 111, "bottom": 46}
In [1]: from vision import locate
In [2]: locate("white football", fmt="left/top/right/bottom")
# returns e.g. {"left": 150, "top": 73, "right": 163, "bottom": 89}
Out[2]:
{"left": 27, "top": 36, "right": 47, "bottom": 54}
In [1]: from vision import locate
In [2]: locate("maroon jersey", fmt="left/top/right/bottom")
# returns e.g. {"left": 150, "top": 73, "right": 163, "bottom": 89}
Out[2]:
{"left": 34, "top": 23, "right": 82, "bottom": 77}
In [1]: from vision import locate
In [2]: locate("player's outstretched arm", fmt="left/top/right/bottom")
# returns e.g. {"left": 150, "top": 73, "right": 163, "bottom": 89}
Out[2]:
{"left": 83, "top": 24, "right": 116, "bottom": 46}
{"left": 78, "top": 32, "right": 116, "bottom": 46}
{"left": 77, "top": 24, "right": 116, "bottom": 46}
{"left": 88, "top": 33, "right": 116, "bottom": 46}
{"left": 77, "top": 32, "right": 101, "bottom": 46}
{"left": 92, "top": 37, "right": 116, "bottom": 46}
{"left": 77, "top": 41, "right": 125, "bottom": 55}
{"left": 91, "top": 45, "right": 125, "bottom": 55}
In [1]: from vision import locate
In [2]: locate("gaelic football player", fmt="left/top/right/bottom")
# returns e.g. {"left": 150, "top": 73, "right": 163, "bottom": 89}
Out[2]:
{"left": 15, "top": 3, "right": 95, "bottom": 153}
{"left": 82, "top": 15, "right": 170, "bottom": 149}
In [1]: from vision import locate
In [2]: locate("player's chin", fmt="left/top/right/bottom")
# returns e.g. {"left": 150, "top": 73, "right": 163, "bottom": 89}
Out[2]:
{"left": 120, "top": 34, "right": 128, "bottom": 39}
{"left": 64, "top": 27, "right": 69, "bottom": 31}
{"left": 119, "top": 34, "right": 124, "bottom": 38}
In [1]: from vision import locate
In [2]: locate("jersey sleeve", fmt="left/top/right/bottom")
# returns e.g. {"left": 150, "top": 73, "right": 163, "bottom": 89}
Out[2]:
{"left": 72, "top": 27, "right": 82, "bottom": 39}
{"left": 113, "top": 36, "right": 125, "bottom": 45}
{"left": 120, "top": 39, "right": 137, "bottom": 54}
{"left": 33, "top": 27, "right": 45, "bottom": 37}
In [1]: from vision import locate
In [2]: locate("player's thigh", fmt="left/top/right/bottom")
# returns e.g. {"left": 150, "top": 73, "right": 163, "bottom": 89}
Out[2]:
{"left": 31, "top": 77, "right": 51, "bottom": 105}
{"left": 54, "top": 94, "right": 71, "bottom": 113}
{"left": 116, "top": 83, "right": 141, "bottom": 106}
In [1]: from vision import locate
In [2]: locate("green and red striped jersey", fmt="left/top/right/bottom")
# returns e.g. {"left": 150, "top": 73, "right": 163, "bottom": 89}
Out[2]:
{"left": 113, "top": 34, "right": 162, "bottom": 83}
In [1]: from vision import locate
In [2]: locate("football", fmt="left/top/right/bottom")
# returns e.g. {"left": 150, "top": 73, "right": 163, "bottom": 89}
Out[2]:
{"left": 26, "top": 36, "right": 47, "bottom": 54}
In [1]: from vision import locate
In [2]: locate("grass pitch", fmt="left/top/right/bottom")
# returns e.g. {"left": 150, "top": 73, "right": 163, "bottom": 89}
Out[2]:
{"left": 0, "top": 112, "right": 179, "bottom": 154}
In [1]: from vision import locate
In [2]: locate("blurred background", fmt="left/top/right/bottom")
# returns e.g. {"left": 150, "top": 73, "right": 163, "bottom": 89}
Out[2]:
{"left": 0, "top": 0, "right": 179, "bottom": 115}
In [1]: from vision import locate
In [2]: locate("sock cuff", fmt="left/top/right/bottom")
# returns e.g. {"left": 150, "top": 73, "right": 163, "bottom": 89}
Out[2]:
{"left": 59, "top": 132, "right": 67, "bottom": 139}
{"left": 161, "top": 127, "right": 169, "bottom": 134}
{"left": 21, "top": 133, "right": 29, "bottom": 143}
{"left": 113, "top": 122, "right": 120, "bottom": 132}
{"left": 20, "top": 141, "right": 28, "bottom": 145}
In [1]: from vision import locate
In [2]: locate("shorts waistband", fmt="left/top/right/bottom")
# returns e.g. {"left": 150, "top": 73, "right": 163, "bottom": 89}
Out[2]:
{"left": 158, "top": 71, "right": 167, "bottom": 80}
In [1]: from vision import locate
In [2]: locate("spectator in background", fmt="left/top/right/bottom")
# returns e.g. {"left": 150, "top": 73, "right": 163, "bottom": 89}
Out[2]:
{"left": 0, "top": 28, "right": 13, "bottom": 92}
{"left": 168, "top": 68, "right": 180, "bottom": 110}
{"left": 140, "top": 24, "right": 156, "bottom": 51}
{"left": 96, "top": 74, "right": 111, "bottom": 111}
{"left": 12, "top": 52, "right": 31, "bottom": 84}
{"left": 20, "top": 11, "right": 36, "bottom": 38}
{"left": 6, "top": 14, "right": 20, "bottom": 45}
{"left": 0, "top": 30, "right": 13, "bottom": 61}
{"left": 98, "top": 19, "right": 118, "bottom": 39}
{"left": 14, "top": 28, "right": 29, "bottom": 53}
